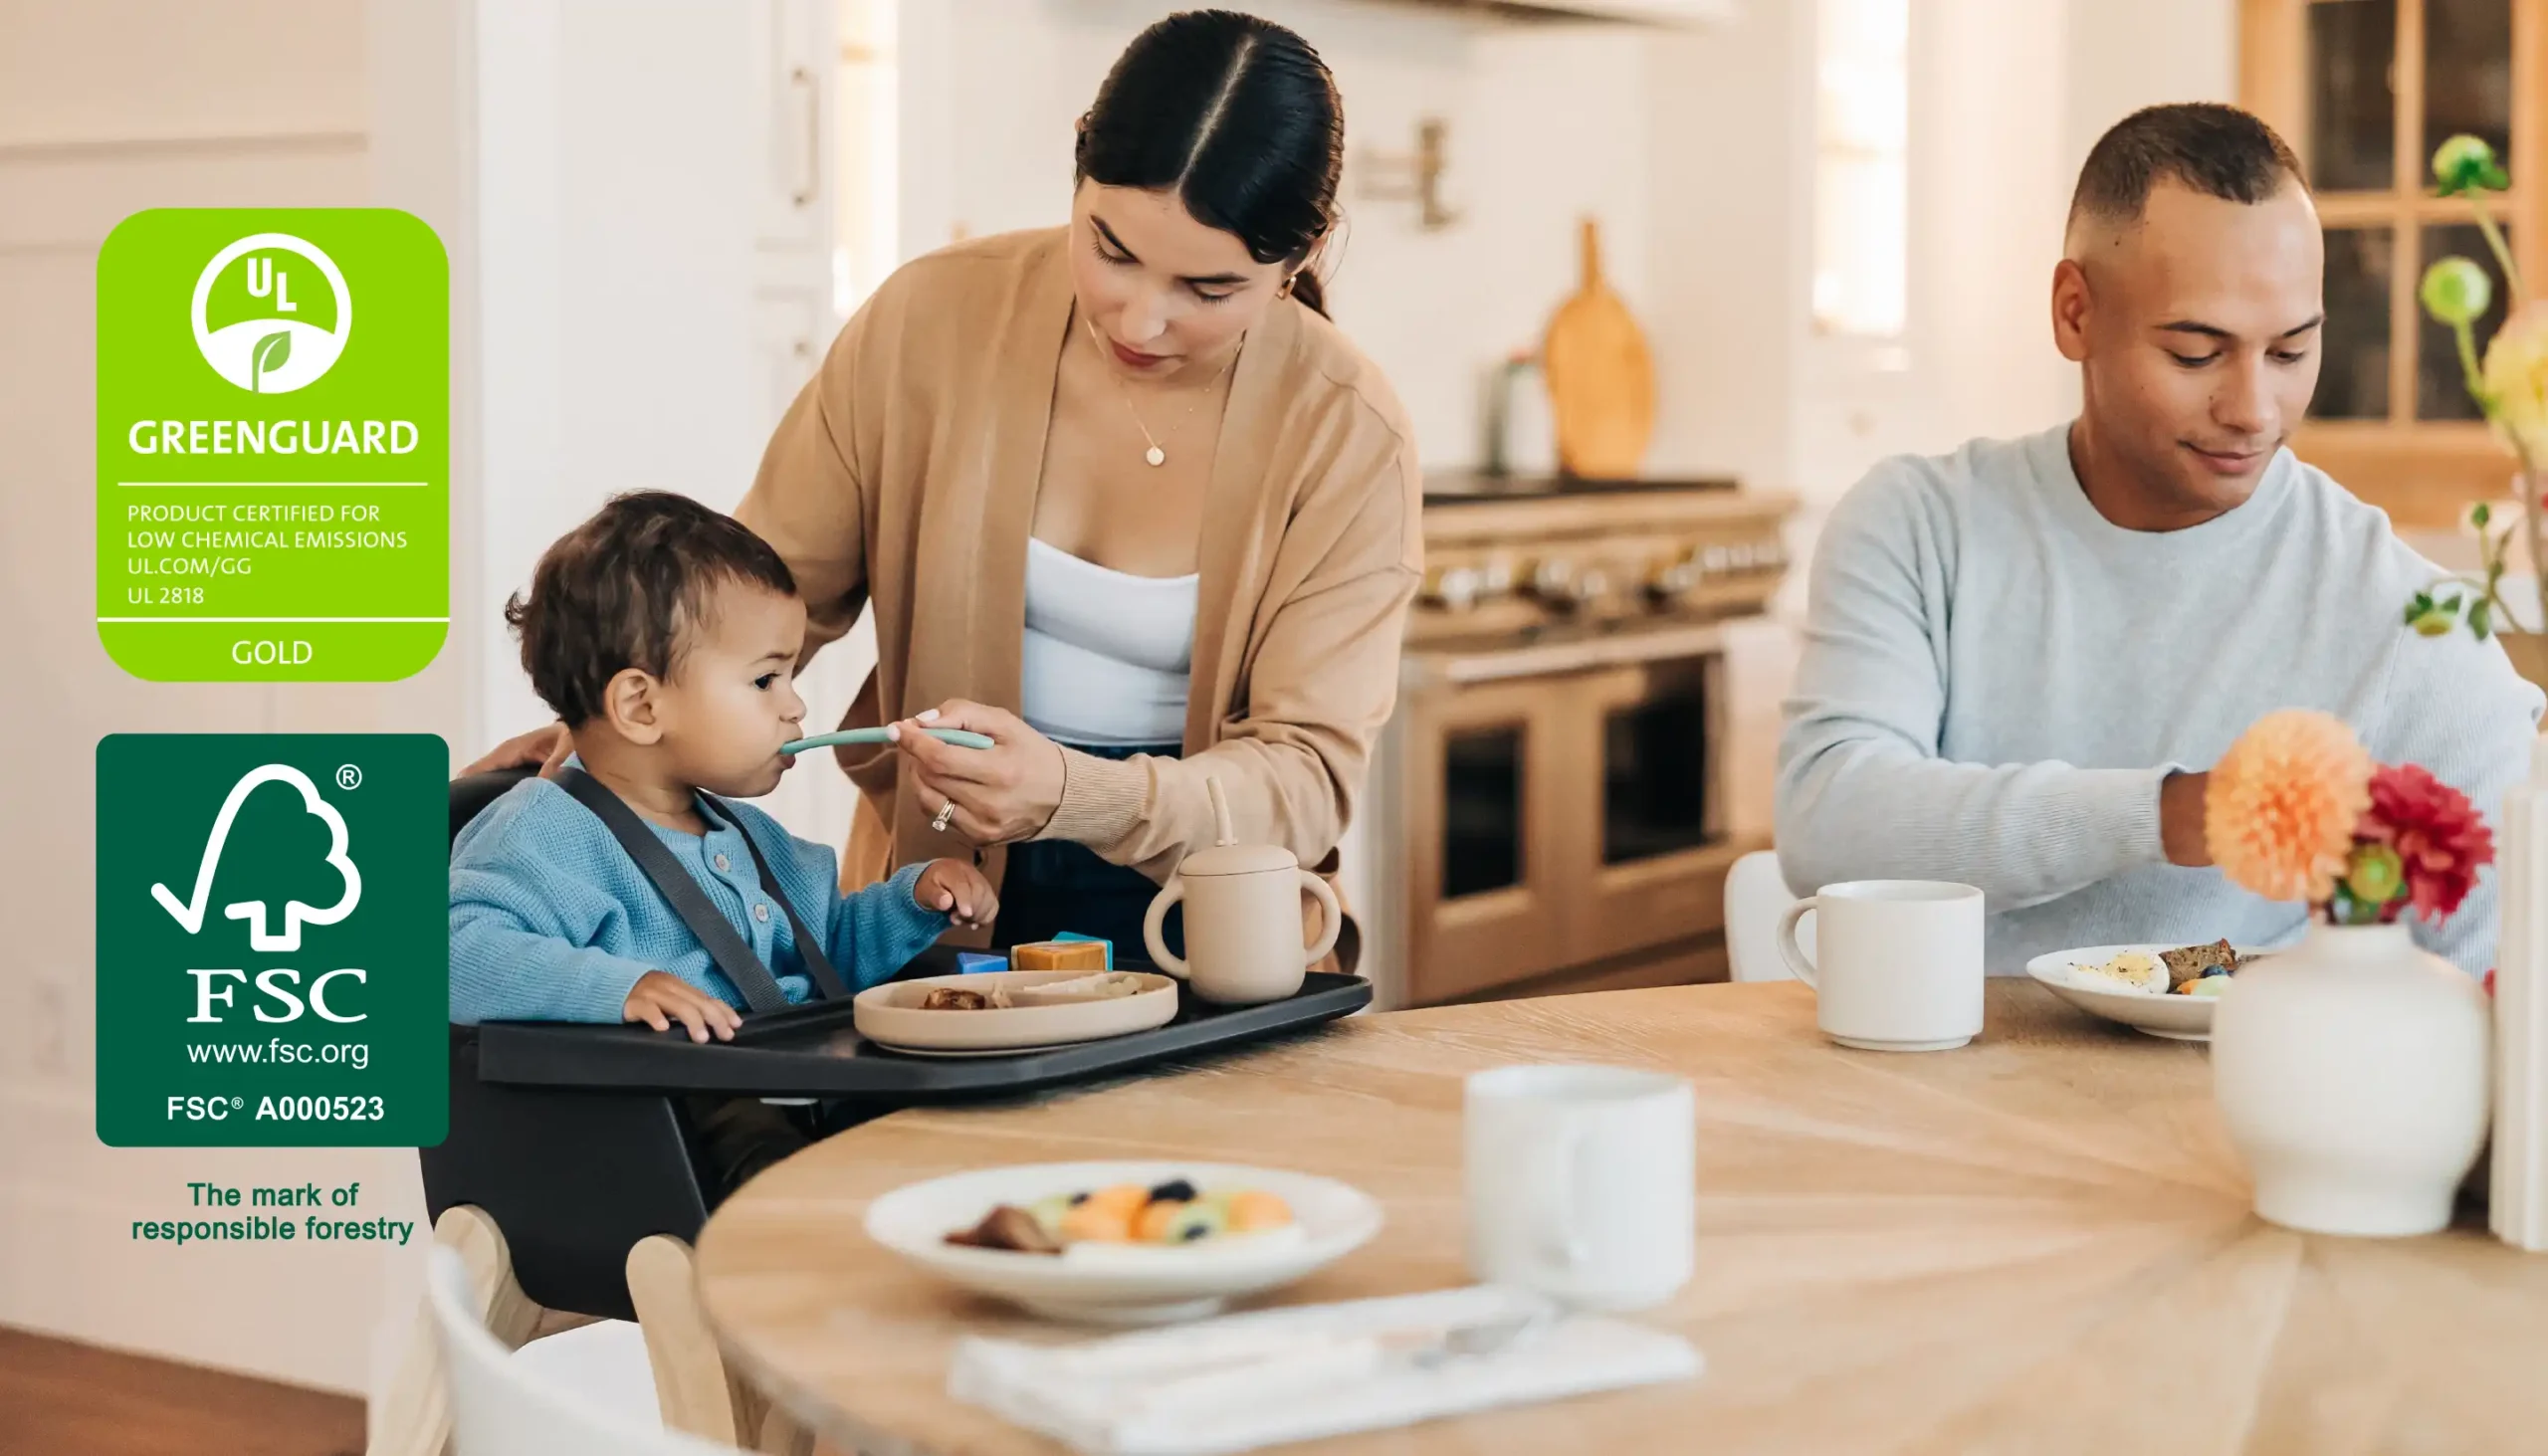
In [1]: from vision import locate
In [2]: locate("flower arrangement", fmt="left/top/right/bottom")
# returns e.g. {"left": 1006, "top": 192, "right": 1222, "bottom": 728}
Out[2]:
{"left": 2207, "top": 710, "right": 2495, "bottom": 926}
{"left": 2407, "top": 135, "right": 2548, "bottom": 645}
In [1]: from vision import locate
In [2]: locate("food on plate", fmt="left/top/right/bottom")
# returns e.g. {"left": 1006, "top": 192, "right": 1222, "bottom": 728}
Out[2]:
{"left": 1058, "top": 1183, "right": 1151, "bottom": 1243}
{"left": 2160, "top": 937, "right": 2245, "bottom": 988}
{"left": 941, "top": 1176, "right": 1297, "bottom": 1256}
{"left": 919, "top": 984, "right": 1013, "bottom": 1011}
{"left": 2072, "top": 950, "right": 2170, "bottom": 994}
{"left": 945, "top": 1204, "right": 1062, "bottom": 1255}
{"left": 2070, "top": 941, "right": 2278, "bottom": 997}
{"left": 1009, "top": 938, "right": 1110, "bottom": 972}
{"left": 1026, "top": 970, "right": 1148, "bottom": 1001}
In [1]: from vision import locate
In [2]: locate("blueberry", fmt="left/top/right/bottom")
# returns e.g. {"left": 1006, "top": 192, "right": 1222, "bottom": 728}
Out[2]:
{"left": 1149, "top": 1178, "right": 1197, "bottom": 1203}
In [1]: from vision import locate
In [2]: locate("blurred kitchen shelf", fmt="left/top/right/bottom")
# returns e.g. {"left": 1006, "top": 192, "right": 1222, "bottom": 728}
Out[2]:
{"left": 1431, "top": 0, "right": 1739, "bottom": 24}
{"left": 1424, "top": 470, "right": 1741, "bottom": 506}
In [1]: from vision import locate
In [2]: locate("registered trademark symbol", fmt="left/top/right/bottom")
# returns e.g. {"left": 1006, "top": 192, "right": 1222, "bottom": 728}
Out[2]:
{"left": 334, "top": 764, "right": 362, "bottom": 791}
{"left": 230, "top": 1096, "right": 244, "bottom": 1109}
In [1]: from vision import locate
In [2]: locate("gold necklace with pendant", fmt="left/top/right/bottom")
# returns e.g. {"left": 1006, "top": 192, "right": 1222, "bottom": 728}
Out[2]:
{"left": 1087, "top": 320, "right": 1235, "bottom": 469}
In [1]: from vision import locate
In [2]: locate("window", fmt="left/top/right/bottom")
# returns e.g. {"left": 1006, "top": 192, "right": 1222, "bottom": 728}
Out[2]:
{"left": 1812, "top": 0, "right": 1911, "bottom": 337}
{"left": 2241, "top": 0, "right": 2548, "bottom": 526}
{"left": 832, "top": 0, "right": 899, "bottom": 318}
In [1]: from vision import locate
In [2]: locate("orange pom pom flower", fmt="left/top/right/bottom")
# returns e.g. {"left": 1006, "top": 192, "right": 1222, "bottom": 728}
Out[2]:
{"left": 2206, "top": 710, "right": 2376, "bottom": 903}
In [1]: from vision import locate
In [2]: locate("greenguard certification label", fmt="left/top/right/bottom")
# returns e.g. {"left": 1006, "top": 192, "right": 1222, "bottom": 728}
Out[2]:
{"left": 97, "top": 734, "right": 448, "bottom": 1147}
{"left": 97, "top": 209, "right": 448, "bottom": 681}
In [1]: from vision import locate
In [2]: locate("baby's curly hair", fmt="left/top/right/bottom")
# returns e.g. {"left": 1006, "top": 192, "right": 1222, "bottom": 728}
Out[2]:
{"left": 505, "top": 491, "right": 796, "bottom": 726}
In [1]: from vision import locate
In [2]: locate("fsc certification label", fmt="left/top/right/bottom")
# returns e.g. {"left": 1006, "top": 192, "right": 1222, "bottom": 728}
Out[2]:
{"left": 96, "top": 734, "right": 448, "bottom": 1147}
{"left": 97, "top": 209, "right": 448, "bottom": 682}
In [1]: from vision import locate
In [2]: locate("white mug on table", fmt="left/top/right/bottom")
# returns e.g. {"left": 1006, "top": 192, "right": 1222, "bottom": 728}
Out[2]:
{"left": 1776, "top": 879, "right": 1986, "bottom": 1052}
{"left": 1464, "top": 1065, "right": 1695, "bottom": 1313}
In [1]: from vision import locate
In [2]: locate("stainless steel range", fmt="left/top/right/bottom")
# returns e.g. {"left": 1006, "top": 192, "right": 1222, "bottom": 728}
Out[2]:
{"left": 1360, "top": 473, "right": 1797, "bottom": 1009}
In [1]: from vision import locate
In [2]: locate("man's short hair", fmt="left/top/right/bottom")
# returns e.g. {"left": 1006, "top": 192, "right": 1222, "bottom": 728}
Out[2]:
{"left": 505, "top": 490, "right": 798, "bottom": 727}
{"left": 2068, "top": 103, "right": 2307, "bottom": 234}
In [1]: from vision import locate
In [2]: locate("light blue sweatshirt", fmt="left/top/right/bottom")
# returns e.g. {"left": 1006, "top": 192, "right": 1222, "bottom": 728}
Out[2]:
{"left": 449, "top": 773, "right": 948, "bottom": 1023}
{"left": 1778, "top": 423, "right": 2545, "bottom": 975}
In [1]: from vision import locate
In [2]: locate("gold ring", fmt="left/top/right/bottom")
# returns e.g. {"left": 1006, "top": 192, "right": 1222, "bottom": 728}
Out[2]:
{"left": 931, "top": 800, "right": 957, "bottom": 833}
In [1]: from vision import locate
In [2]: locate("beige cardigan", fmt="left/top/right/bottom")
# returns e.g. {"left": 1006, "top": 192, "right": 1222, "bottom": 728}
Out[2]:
{"left": 737, "top": 228, "right": 1421, "bottom": 960}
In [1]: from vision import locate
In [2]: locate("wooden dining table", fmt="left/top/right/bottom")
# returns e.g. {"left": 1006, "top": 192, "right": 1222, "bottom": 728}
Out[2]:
{"left": 692, "top": 979, "right": 2548, "bottom": 1455}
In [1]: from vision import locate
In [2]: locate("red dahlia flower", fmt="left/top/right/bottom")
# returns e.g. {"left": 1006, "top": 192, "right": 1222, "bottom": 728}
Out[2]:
{"left": 2356, "top": 763, "right": 2495, "bottom": 923}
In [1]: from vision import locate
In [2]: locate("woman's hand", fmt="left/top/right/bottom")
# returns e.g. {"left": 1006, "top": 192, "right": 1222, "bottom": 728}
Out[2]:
{"left": 890, "top": 701, "right": 1068, "bottom": 845}
{"left": 461, "top": 723, "right": 574, "bottom": 779}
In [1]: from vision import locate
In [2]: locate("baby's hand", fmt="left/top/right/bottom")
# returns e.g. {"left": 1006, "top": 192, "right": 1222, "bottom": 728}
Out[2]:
{"left": 622, "top": 969, "right": 741, "bottom": 1043}
{"left": 916, "top": 858, "right": 999, "bottom": 930}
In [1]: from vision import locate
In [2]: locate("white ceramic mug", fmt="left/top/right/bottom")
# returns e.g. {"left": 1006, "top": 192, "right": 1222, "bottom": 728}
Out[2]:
{"left": 1464, "top": 1065, "right": 1695, "bottom": 1312}
{"left": 1776, "top": 880, "right": 1985, "bottom": 1051}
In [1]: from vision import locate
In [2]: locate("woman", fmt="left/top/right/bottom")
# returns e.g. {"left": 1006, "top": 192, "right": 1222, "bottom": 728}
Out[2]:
{"left": 470, "top": 11, "right": 1419, "bottom": 970}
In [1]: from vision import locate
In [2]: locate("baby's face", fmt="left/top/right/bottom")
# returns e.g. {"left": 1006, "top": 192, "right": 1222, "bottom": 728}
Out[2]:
{"left": 658, "top": 579, "right": 808, "bottom": 797}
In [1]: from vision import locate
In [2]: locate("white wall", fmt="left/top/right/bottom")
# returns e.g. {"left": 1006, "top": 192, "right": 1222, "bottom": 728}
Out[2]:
{"left": 0, "top": 0, "right": 454, "bottom": 1396}
{"left": 471, "top": 0, "right": 766, "bottom": 752}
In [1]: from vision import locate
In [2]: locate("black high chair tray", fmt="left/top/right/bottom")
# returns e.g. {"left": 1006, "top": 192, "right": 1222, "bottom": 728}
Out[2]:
{"left": 468, "top": 960, "right": 1372, "bottom": 1100}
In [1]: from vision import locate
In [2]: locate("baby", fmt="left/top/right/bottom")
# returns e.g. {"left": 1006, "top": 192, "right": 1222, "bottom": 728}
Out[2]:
{"left": 450, "top": 491, "right": 995, "bottom": 1039}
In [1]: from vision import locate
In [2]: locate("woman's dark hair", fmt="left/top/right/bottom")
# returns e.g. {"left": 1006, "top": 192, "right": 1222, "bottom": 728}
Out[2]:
{"left": 1075, "top": 10, "right": 1343, "bottom": 316}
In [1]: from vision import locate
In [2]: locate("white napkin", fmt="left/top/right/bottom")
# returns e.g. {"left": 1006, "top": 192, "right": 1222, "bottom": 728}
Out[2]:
{"left": 947, "top": 1285, "right": 1702, "bottom": 1456}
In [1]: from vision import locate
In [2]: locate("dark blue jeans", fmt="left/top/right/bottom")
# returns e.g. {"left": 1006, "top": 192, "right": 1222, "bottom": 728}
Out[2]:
{"left": 995, "top": 742, "right": 1184, "bottom": 966}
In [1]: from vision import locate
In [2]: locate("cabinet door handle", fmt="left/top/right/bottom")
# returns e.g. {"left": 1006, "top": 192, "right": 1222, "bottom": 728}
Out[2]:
{"left": 790, "top": 66, "right": 819, "bottom": 208}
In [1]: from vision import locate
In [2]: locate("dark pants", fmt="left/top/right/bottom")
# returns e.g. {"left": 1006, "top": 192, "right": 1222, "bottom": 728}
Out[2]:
{"left": 993, "top": 741, "right": 1185, "bottom": 965}
{"left": 686, "top": 1095, "right": 890, "bottom": 1204}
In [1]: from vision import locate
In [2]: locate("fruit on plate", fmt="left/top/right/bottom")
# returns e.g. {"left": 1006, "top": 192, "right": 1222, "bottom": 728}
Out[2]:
{"left": 942, "top": 1176, "right": 1295, "bottom": 1256}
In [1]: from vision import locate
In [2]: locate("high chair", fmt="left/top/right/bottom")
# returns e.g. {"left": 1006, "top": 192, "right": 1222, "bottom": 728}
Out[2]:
{"left": 381, "top": 766, "right": 1369, "bottom": 1456}
{"left": 367, "top": 766, "right": 812, "bottom": 1456}
{"left": 422, "top": 1245, "right": 739, "bottom": 1456}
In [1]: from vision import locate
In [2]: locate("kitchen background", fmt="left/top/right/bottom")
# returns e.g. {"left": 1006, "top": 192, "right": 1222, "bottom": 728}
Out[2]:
{"left": 8, "top": 0, "right": 2501, "bottom": 1415}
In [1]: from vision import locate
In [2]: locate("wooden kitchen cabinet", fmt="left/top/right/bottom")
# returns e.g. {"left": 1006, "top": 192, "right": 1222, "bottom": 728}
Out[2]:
{"left": 2241, "top": 0, "right": 2548, "bottom": 526}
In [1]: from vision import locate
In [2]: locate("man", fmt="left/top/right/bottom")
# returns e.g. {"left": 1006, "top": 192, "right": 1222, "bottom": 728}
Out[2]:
{"left": 1776, "top": 103, "right": 2544, "bottom": 975}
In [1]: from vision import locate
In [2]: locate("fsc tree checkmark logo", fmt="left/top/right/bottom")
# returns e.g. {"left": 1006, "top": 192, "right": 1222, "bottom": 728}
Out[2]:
{"left": 149, "top": 764, "right": 361, "bottom": 952}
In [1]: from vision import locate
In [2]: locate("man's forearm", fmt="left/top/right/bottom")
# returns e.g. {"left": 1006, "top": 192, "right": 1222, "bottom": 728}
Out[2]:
{"left": 1776, "top": 735, "right": 2175, "bottom": 909}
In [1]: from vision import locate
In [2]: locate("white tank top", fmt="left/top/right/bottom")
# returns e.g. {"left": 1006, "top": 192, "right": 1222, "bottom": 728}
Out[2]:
{"left": 1019, "top": 536, "right": 1199, "bottom": 747}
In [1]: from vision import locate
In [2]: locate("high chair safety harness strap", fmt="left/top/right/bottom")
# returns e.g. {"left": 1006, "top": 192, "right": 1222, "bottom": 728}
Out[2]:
{"left": 556, "top": 766, "right": 851, "bottom": 1014}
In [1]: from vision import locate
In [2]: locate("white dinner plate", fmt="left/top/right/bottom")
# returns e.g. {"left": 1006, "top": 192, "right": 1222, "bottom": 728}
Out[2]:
{"left": 864, "top": 1160, "right": 1382, "bottom": 1325}
{"left": 2023, "top": 942, "right": 2273, "bottom": 1042}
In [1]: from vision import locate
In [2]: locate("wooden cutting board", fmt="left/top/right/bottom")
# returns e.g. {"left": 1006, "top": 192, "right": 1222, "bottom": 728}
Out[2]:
{"left": 1540, "top": 216, "right": 1654, "bottom": 479}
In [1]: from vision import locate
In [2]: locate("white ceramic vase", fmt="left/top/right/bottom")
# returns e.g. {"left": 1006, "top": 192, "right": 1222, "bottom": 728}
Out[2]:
{"left": 2212, "top": 924, "right": 2492, "bottom": 1237}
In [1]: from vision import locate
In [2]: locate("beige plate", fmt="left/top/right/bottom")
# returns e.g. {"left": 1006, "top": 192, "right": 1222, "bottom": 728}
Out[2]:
{"left": 852, "top": 970, "right": 1178, "bottom": 1053}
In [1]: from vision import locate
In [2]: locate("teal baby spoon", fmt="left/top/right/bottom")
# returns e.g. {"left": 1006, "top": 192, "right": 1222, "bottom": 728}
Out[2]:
{"left": 780, "top": 727, "right": 994, "bottom": 755}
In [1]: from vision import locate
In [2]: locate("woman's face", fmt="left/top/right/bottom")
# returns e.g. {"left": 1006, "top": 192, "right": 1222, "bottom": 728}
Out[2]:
{"left": 1069, "top": 179, "right": 1293, "bottom": 381}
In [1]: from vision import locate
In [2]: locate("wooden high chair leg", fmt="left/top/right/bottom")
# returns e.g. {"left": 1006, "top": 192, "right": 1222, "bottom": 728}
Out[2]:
{"left": 367, "top": 1205, "right": 553, "bottom": 1456}
{"left": 628, "top": 1232, "right": 811, "bottom": 1451}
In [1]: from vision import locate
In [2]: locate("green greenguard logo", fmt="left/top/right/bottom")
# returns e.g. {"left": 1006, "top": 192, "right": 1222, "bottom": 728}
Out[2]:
{"left": 97, "top": 208, "right": 448, "bottom": 683}
{"left": 192, "top": 234, "right": 352, "bottom": 393}
{"left": 97, "top": 734, "right": 448, "bottom": 1147}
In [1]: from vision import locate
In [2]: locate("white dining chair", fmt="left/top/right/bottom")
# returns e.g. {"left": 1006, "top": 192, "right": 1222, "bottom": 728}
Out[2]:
{"left": 1724, "top": 849, "right": 1810, "bottom": 982}
{"left": 426, "top": 1246, "right": 741, "bottom": 1456}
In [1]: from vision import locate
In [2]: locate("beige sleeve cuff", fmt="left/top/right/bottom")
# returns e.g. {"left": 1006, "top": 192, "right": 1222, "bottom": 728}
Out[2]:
{"left": 1036, "top": 747, "right": 1150, "bottom": 852}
